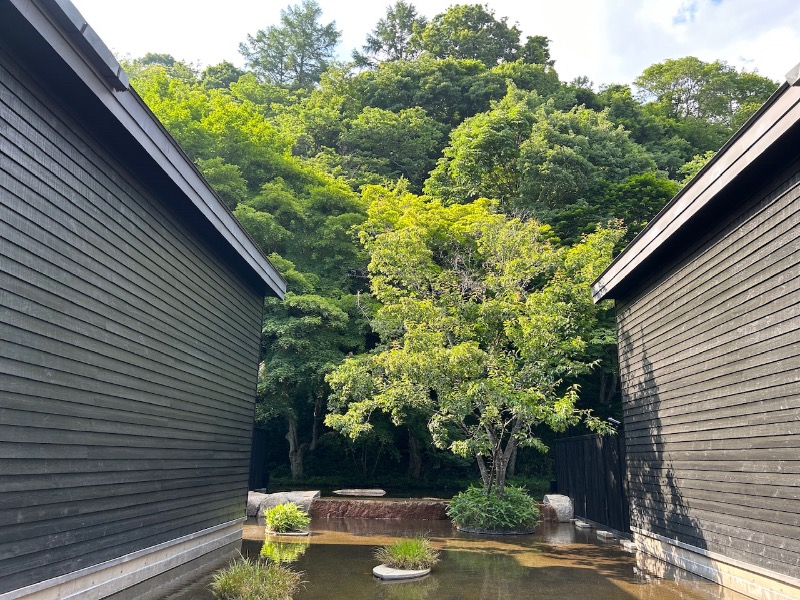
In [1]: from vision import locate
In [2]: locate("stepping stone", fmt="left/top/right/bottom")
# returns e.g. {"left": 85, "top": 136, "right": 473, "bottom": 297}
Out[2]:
{"left": 373, "top": 565, "right": 431, "bottom": 580}
{"left": 332, "top": 489, "right": 386, "bottom": 496}
{"left": 574, "top": 520, "right": 592, "bottom": 529}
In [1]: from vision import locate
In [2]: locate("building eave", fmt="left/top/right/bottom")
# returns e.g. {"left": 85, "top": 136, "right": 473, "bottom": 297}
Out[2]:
{"left": 592, "top": 65, "right": 800, "bottom": 303}
{"left": 15, "top": 0, "right": 286, "bottom": 298}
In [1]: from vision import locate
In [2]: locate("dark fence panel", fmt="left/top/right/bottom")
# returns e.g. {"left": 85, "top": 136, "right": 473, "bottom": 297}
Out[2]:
{"left": 555, "top": 433, "right": 630, "bottom": 533}
{"left": 249, "top": 428, "right": 270, "bottom": 490}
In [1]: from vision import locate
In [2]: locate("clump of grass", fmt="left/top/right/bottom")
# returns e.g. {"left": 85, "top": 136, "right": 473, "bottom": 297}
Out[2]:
{"left": 264, "top": 502, "right": 311, "bottom": 534}
{"left": 210, "top": 558, "right": 301, "bottom": 600}
{"left": 374, "top": 536, "right": 439, "bottom": 570}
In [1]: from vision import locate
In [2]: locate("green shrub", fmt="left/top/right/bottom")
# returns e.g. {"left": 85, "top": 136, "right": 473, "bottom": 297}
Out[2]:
{"left": 263, "top": 502, "right": 311, "bottom": 534}
{"left": 210, "top": 558, "right": 301, "bottom": 600}
{"left": 374, "top": 536, "right": 439, "bottom": 570}
{"left": 447, "top": 485, "right": 539, "bottom": 532}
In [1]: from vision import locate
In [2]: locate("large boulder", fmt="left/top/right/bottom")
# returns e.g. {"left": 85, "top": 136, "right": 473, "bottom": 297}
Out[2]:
{"left": 542, "top": 494, "right": 573, "bottom": 522}
{"left": 247, "top": 491, "right": 321, "bottom": 521}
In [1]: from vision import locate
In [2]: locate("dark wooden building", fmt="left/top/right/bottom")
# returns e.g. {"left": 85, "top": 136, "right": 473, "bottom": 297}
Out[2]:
{"left": 593, "top": 65, "right": 800, "bottom": 600}
{"left": 0, "top": 0, "right": 285, "bottom": 597}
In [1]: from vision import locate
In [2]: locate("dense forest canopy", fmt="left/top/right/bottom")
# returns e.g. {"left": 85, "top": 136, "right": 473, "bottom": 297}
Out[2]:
{"left": 122, "top": 1, "right": 778, "bottom": 489}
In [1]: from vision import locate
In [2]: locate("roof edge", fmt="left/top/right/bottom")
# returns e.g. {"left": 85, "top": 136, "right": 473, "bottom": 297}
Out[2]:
{"left": 18, "top": 0, "right": 286, "bottom": 298}
{"left": 592, "top": 66, "right": 800, "bottom": 303}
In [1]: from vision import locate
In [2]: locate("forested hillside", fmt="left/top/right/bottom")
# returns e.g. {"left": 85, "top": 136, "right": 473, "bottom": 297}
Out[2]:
{"left": 123, "top": 1, "right": 778, "bottom": 491}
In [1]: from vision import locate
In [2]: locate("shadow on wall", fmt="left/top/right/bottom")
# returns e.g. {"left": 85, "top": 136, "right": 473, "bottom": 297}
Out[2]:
{"left": 622, "top": 326, "right": 707, "bottom": 555}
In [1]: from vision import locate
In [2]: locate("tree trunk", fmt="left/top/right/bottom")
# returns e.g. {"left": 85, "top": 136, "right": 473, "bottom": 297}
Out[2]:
{"left": 507, "top": 445, "right": 518, "bottom": 477}
{"left": 476, "top": 454, "right": 490, "bottom": 490}
{"left": 286, "top": 416, "right": 308, "bottom": 480}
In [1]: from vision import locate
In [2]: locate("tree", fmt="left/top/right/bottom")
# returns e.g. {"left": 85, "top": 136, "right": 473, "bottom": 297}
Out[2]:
{"left": 338, "top": 106, "right": 446, "bottom": 191}
{"left": 325, "top": 186, "right": 622, "bottom": 497}
{"left": 635, "top": 57, "right": 777, "bottom": 127}
{"left": 201, "top": 61, "right": 246, "bottom": 89}
{"left": 354, "top": 1, "right": 426, "bottom": 66}
{"left": 196, "top": 157, "right": 249, "bottom": 209}
{"left": 240, "top": 0, "right": 340, "bottom": 88}
{"left": 416, "top": 4, "right": 521, "bottom": 66}
{"left": 425, "top": 88, "right": 658, "bottom": 242}
{"left": 520, "top": 35, "right": 554, "bottom": 66}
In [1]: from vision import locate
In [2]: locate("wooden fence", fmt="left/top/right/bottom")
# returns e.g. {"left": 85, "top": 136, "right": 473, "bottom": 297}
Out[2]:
{"left": 554, "top": 433, "right": 630, "bottom": 533}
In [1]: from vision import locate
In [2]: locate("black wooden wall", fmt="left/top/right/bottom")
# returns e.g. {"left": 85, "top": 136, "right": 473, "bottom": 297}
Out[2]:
{"left": 615, "top": 154, "right": 800, "bottom": 581}
{"left": 0, "top": 44, "right": 263, "bottom": 593}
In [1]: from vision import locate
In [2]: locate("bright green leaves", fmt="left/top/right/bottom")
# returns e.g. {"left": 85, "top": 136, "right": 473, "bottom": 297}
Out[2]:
{"left": 325, "top": 185, "right": 624, "bottom": 494}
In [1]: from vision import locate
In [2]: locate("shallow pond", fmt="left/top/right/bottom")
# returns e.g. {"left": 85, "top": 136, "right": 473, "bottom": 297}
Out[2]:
{"left": 177, "top": 518, "right": 750, "bottom": 600}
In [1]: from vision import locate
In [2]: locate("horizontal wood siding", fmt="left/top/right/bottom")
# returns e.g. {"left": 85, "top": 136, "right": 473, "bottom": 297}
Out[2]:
{"left": 616, "top": 160, "right": 800, "bottom": 581}
{"left": 0, "top": 49, "right": 263, "bottom": 593}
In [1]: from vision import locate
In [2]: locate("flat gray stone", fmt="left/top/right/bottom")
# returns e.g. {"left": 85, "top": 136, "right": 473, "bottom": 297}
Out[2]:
{"left": 373, "top": 565, "right": 431, "bottom": 580}
{"left": 333, "top": 488, "right": 386, "bottom": 496}
{"left": 543, "top": 494, "right": 574, "bottom": 522}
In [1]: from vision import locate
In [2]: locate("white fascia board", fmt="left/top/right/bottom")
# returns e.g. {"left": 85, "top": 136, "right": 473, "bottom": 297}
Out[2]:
{"left": 592, "top": 74, "right": 800, "bottom": 303}
{"left": 15, "top": 0, "right": 286, "bottom": 298}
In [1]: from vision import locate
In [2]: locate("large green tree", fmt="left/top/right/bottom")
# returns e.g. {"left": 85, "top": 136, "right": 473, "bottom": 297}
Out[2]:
{"left": 240, "top": 0, "right": 340, "bottom": 88}
{"left": 635, "top": 56, "right": 776, "bottom": 126}
{"left": 416, "top": 4, "right": 521, "bottom": 66}
{"left": 425, "top": 87, "right": 658, "bottom": 242}
{"left": 325, "top": 186, "right": 622, "bottom": 496}
{"left": 355, "top": 1, "right": 426, "bottom": 66}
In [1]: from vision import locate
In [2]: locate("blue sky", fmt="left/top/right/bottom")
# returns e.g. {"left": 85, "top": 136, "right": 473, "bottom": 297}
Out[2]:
{"left": 72, "top": 0, "right": 799, "bottom": 88}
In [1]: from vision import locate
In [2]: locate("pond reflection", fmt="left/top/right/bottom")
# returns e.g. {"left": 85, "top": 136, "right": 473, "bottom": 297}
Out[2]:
{"left": 260, "top": 538, "right": 310, "bottom": 563}
{"left": 176, "top": 518, "right": 751, "bottom": 600}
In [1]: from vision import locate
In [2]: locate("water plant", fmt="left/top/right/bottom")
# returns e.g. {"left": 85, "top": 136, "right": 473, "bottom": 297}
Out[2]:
{"left": 447, "top": 485, "right": 539, "bottom": 532}
{"left": 374, "top": 535, "right": 439, "bottom": 570}
{"left": 209, "top": 558, "right": 301, "bottom": 600}
{"left": 264, "top": 502, "right": 311, "bottom": 534}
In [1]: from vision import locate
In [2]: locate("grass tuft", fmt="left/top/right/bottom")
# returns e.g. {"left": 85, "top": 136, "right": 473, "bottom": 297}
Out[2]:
{"left": 374, "top": 536, "right": 439, "bottom": 570}
{"left": 210, "top": 558, "right": 301, "bottom": 600}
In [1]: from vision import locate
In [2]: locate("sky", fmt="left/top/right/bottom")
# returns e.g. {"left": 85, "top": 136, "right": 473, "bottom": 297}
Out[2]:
{"left": 71, "top": 0, "right": 800, "bottom": 88}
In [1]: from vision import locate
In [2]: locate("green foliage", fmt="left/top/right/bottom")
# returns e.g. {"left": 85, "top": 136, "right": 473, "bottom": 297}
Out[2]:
{"left": 260, "top": 539, "right": 310, "bottom": 563}
{"left": 426, "top": 86, "right": 658, "bottom": 242}
{"left": 201, "top": 61, "right": 246, "bottom": 90}
{"left": 416, "top": 4, "right": 521, "bottom": 66}
{"left": 263, "top": 503, "right": 311, "bottom": 533}
{"left": 635, "top": 56, "right": 777, "bottom": 126}
{"left": 326, "top": 186, "right": 622, "bottom": 497}
{"left": 374, "top": 536, "right": 439, "bottom": 570}
{"left": 196, "top": 157, "right": 249, "bottom": 209}
{"left": 356, "top": 1, "right": 426, "bottom": 65}
{"left": 239, "top": 0, "right": 340, "bottom": 88}
{"left": 210, "top": 558, "right": 301, "bottom": 600}
{"left": 447, "top": 485, "right": 539, "bottom": 531}
{"left": 678, "top": 150, "right": 716, "bottom": 184}
{"left": 338, "top": 106, "right": 445, "bottom": 191}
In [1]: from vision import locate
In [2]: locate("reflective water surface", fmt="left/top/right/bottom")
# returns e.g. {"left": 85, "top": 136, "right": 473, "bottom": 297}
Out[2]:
{"left": 177, "top": 518, "right": 750, "bottom": 600}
